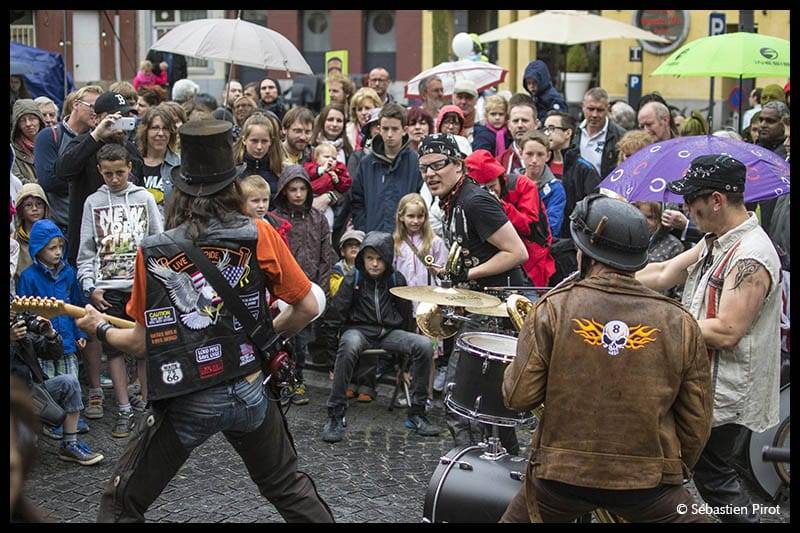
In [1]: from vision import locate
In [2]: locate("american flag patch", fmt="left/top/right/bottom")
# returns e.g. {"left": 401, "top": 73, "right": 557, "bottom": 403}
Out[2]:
{"left": 222, "top": 266, "right": 246, "bottom": 287}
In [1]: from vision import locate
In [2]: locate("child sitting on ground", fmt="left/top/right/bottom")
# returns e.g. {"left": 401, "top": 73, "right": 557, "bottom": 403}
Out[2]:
{"left": 303, "top": 143, "right": 352, "bottom": 229}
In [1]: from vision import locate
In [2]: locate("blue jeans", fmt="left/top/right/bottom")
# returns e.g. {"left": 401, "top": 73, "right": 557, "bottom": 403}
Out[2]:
{"left": 97, "top": 374, "right": 333, "bottom": 522}
{"left": 43, "top": 374, "right": 84, "bottom": 414}
{"left": 169, "top": 375, "right": 268, "bottom": 451}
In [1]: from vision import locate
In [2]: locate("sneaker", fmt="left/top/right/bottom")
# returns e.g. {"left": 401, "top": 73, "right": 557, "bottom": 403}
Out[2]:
{"left": 58, "top": 441, "right": 104, "bottom": 466}
{"left": 346, "top": 388, "right": 356, "bottom": 400}
{"left": 99, "top": 373, "right": 113, "bottom": 389}
{"left": 357, "top": 393, "right": 373, "bottom": 403}
{"left": 112, "top": 411, "right": 134, "bottom": 438}
{"left": 321, "top": 415, "right": 345, "bottom": 443}
{"left": 42, "top": 424, "right": 63, "bottom": 440}
{"left": 129, "top": 395, "right": 147, "bottom": 412}
{"left": 76, "top": 417, "right": 90, "bottom": 434}
{"left": 405, "top": 414, "right": 441, "bottom": 436}
{"left": 291, "top": 384, "right": 310, "bottom": 405}
{"left": 433, "top": 366, "right": 447, "bottom": 393}
{"left": 84, "top": 395, "right": 104, "bottom": 419}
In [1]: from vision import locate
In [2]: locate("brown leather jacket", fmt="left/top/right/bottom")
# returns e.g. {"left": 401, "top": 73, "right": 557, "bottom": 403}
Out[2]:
{"left": 503, "top": 272, "right": 712, "bottom": 490}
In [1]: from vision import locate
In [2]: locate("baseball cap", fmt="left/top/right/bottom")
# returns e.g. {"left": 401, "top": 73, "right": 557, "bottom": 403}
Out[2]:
{"left": 666, "top": 154, "right": 746, "bottom": 199}
{"left": 453, "top": 79, "right": 478, "bottom": 98}
{"left": 93, "top": 92, "right": 135, "bottom": 115}
{"left": 338, "top": 229, "right": 365, "bottom": 250}
{"left": 465, "top": 149, "right": 504, "bottom": 184}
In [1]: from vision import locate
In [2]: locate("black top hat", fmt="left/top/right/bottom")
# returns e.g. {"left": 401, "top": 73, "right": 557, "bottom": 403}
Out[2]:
{"left": 171, "top": 120, "right": 244, "bottom": 197}
{"left": 667, "top": 154, "right": 746, "bottom": 199}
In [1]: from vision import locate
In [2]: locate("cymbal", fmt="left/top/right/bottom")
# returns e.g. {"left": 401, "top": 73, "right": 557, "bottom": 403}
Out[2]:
{"left": 390, "top": 286, "right": 501, "bottom": 308}
{"left": 466, "top": 302, "right": 509, "bottom": 318}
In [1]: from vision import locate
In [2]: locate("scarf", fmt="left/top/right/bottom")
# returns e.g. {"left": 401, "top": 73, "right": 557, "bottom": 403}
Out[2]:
{"left": 440, "top": 176, "right": 467, "bottom": 221}
{"left": 486, "top": 123, "right": 509, "bottom": 159}
{"left": 17, "top": 136, "right": 35, "bottom": 157}
{"left": 15, "top": 225, "right": 29, "bottom": 244}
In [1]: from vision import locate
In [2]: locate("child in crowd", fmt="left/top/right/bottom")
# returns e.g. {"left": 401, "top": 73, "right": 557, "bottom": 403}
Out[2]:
{"left": 303, "top": 143, "right": 352, "bottom": 229}
{"left": 17, "top": 219, "right": 90, "bottom": 438}
{"left": 13, "top": 183, "right": 50, "bottom": 284}
{"left": 311, "top": 104, "right": 353, "bottom": 164}
{"left": 323, "top": 229, "right": 366, "bottom": 388}
{"left": 235, "top": 114, "right": 284, "bottom": 203}
{"left": 472, "top": 94, "right": 511, "bottom": 158}
{"left": 520, "top": 131, "right": 566, "bottom": 240}
{"left": 132, "top": 60, "right": 168, "bottom": 92}
{"left": 239, "top": 174, "right": 292, "bottom": 246}
{"left": 322, "top": 231, "right": 441, "bottom": 443}
{"left": 392, "top": 193, "right": 447, "bottom": 407}
{"left": 76, "top": 144, "right": 163, "bottom": 439}
{"left": 271, "top": 165, "right": 331, "bottom": 406}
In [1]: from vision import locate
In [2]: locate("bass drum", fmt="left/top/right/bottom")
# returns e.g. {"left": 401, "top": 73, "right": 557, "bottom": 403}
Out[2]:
{"left": 423, "top": 445, "right": 526, "bottom": 523}
{"left": 746, "top": 383, "right": 790, "bottom": 500}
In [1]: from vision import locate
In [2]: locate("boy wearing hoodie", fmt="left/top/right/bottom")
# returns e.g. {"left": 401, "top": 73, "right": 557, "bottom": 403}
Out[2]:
{"left": 271, "top": 164, "right": 331, "bottom": 405}
{"left": 17, "top": 219, "right": 90, "bottom": 438}
{"left": 522, "top": 59, "right": 567, "bottom": 124}
{"left": 76, "top": 143, "right": 163, "bottom": 438}
{"left": 321, "top": 231, "right": 441, "bottom": 443}
{"left": 13, "top": 183, "right": 50, "bottom": 283}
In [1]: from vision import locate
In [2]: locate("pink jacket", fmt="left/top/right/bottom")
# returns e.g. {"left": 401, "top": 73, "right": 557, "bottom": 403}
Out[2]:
{"left": 133, "top": 70, "right": 167, "bottom": 91}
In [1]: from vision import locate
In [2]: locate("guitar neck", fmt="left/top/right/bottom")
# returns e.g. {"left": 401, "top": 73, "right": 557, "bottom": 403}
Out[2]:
{"left": 61, "top": 302, "right": 136, "bottom": 329}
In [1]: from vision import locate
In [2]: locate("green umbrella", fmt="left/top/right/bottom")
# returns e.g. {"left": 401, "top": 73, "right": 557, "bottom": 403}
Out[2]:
{"left": 651, "top": 32, "right": 789, "bottom": 132}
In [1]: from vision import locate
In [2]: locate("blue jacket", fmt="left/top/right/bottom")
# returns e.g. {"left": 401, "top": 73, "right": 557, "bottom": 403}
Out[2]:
{"left": 536, "top": 166, "right": 566, "bottom": 238}
{"left": 471, "top": 123, "right": 511, "bottom": 155}
{"left": 16, "top": 219, "right": 87, "bottom": 355}
{"left": 350, "top": 135, "right": 422, "bottom": 234}
{"left": 523, "top": 60, "right": 567, "bottom": 124}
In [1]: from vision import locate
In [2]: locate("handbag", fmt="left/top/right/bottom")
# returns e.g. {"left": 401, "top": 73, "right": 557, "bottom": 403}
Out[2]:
{"left": 30, "top": 382, "right": 66, "bottom": 427}
{"left": 167, "top": 235, "right": 297, "bottom": 394}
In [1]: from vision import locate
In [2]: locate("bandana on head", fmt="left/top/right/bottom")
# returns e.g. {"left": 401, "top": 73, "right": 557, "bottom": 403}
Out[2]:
{"left": 417, "top": 133, "right": 461, "bottom": 159}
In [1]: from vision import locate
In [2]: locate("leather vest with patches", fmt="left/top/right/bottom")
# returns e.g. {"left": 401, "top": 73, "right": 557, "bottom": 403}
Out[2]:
{"left": 141, "top": 218, "right": 272, "bottom": 401}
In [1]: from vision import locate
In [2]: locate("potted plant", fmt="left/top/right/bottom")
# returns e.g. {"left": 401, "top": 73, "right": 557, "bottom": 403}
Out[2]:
{"left": 563, "top": 44, "right": 592, "bottom": 103}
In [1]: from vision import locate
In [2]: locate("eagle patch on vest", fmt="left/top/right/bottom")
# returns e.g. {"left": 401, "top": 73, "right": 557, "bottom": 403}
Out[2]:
{"left": 146, "top": 248, "right": 251, "bottom": 330}
{"left": 572, "top": 318, "right": 660, "bottom": 356}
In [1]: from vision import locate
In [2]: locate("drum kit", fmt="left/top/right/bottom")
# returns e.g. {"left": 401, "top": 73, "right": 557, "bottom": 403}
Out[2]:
{"left": 391, "top": 281, "right": 545, "bottom": 523}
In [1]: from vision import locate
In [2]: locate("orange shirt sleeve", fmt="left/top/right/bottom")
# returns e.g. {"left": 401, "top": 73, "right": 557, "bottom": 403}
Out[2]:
{"left": 255, "top": 218, "right": 312, "bottom": 304}
{"left": 126, "top": 249, "right": 147, "bottom": 325}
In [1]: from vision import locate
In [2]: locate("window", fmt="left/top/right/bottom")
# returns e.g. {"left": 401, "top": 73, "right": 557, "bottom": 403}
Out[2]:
{"left": 153, "top": 10, "right": 210, "bottom": 70}
{"left": 302, "top": 11, "right": 331, "bottom": 74}
{"left": 10, "top": 10, "right": 35, "bottom": 47}
{"left": 365, "top": 11, "right": 396, "bottom": 77}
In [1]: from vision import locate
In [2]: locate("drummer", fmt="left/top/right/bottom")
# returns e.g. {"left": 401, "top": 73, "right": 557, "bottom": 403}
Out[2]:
{"left": 418, "top": 133, "right": 529, "bottom": 454}
{"left": 500, "top": 194, "right": 713, "bottom": 523}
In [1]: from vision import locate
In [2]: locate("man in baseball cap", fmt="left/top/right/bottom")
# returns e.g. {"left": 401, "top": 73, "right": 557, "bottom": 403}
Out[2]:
{"left": 638, "top": 152, "right": 781, "bottom": 523}
{"left": 92, "top": 92, "right": 136, "bottom": 116}
{"left": 452, "top": 79, "right": 478, "bottom": 140}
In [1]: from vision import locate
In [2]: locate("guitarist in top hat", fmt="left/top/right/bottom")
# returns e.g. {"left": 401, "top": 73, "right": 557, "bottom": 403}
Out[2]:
{"left": 75, "top": 120, "right": 334, "bottom": 523}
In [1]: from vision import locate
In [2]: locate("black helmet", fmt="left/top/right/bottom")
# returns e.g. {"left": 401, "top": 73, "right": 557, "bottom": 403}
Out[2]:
{"left": 569, "top": 194, "right": 650, "bottom": 272}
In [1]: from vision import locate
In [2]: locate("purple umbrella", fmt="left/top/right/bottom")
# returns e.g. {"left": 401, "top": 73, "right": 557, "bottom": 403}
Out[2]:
{"left": 598, "top": 135, "right": 790, "bottom": 204}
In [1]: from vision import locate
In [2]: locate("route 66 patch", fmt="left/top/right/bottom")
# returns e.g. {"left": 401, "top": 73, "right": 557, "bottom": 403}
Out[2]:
{"left": 161, "top": 362, "right": 183, "bottom": 385}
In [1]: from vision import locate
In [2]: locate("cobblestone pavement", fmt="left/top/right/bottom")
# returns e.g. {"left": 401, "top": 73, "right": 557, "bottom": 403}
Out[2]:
{"left": 26, "top": 368, "right": 790, "bottom": 523}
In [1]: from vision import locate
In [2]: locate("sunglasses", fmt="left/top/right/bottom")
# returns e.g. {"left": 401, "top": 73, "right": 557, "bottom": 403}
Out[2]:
{"left": 418, "top": 158, "right": 451, "bottom": 175}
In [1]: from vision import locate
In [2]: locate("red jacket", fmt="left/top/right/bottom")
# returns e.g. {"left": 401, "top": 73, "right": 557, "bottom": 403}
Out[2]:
{"left": 500, "top": 173, "right": 555, "bottom": 286}
{"left": 303, "top": 161, "right": 352, "bottom": 196}
{"left": 498, "top": 144, "right": 524, "bottom": 176}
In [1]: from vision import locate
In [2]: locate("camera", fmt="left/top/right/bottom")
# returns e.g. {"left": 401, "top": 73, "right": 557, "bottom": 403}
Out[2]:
{"left": 11, "top": 311, "right": 50, "bottom": 336}
{"left": 113, "top": 117, "right": 137, "bottom": 131}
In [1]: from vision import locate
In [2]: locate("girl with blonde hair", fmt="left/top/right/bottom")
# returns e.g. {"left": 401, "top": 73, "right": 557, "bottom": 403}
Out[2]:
{"left": 234, "top": 113, "right": 286, "bottom": 201}
{"left": 392, "top": 193, "right": 447, "bottom": 291}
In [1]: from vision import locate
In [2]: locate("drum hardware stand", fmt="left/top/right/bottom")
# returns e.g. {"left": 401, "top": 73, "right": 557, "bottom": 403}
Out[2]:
{"left": 479, "top": 425, "right": 508, "bottom": 461}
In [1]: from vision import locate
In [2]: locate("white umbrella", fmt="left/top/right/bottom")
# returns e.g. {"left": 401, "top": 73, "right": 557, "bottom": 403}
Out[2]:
{"left": 150, "top": 17, "right": 312, "bottom": 75}
{"left": 479, "top": 10, "right": 670, "bottom": 45}
{"left": 405, "top": 60, "right": 507, "bottom": 98}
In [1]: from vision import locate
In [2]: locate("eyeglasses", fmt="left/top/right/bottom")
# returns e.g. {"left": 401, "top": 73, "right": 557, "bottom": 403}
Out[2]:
{"left": 542, "top": 125, "right": 567, "bottom": 134}
{"left": 148, "top": 126, "right": 169, "bottom": 133}
{"left": 76, "top": 100, "right": 95, "bottom": 111}
{"left": 21, "top": 200, "right": 45, "bottom": 210}
{"left": 419, "top": 158, "right": 451, "bottom": 175}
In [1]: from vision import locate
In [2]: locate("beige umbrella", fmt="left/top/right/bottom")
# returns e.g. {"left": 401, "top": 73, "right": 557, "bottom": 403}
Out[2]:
{"left": 479, "top": 10, "right": 670, "bottom": 45}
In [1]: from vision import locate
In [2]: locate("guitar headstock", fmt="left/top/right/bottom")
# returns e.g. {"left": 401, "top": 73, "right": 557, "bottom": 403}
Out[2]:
{"left": 11, "top": 296, "right": 68, "bottom": 320}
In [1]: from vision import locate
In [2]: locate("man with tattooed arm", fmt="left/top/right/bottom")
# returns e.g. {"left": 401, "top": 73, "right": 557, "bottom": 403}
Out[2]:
{"left": 636, "top": 155, "right": 782, "bottom": 523}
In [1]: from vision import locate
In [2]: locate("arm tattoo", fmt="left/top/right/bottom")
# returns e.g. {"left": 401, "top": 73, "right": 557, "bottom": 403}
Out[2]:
{"left": 729, "top": 259, "right": 761, "bottom": 290}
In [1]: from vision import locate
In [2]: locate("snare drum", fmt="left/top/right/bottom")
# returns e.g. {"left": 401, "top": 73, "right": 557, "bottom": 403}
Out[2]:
{"left": 746, "top": 383, "right": 790, "bottom": 500}
{"left": 445, "top": 332, "right": 534, "bottom": 427}
{"left": 423, "top": 445, "right": 527, "bottom": 523}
